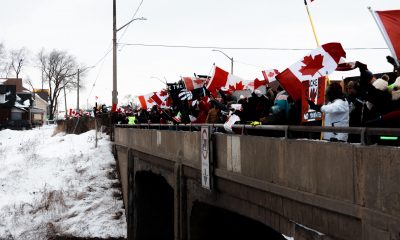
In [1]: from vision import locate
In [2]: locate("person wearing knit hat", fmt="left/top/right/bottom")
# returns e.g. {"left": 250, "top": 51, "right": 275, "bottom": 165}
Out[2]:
{"left": 356, "top": 61, "right": 375, "bottom": 86}
{"left": 389, "top": 77, "right": 400, "bottom": 101}
{"left": 372, "top": 78, "right": 388, "bottom": 91}
{"left": 381, "top": 74, "right": 390, "bottom": 82}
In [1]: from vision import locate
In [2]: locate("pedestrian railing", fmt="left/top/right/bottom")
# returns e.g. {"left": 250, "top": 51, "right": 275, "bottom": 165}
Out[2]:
{"left": 115, "top": 123, "right": 400, "bottom": 146}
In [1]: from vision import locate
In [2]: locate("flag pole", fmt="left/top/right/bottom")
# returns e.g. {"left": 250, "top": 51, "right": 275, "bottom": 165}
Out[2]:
{"left": 368, "top": 6, "right": 400, "bottom": 66}
{"left": 304, "top": 0, "right": 320, "bottom": 47}
{"left": 303, "top": 0, "right": 326, "bottom": 141}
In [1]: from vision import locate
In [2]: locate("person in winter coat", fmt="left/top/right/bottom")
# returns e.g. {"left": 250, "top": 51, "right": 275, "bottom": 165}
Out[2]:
{"left": 205, "top": 101, "right": 221, "bottom": 124}
{"left": 308, "top": 82, "right": 349, "bottom": 142}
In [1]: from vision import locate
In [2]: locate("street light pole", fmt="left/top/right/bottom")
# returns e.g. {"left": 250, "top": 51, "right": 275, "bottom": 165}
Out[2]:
{"left": 112, "top": 0, "right": 146, "bottom": 112}
{"left": 212, "top": 49, "right": 234, "bottom": 74}
{"left": 112, "top": 0, "right": 117, "bottom": 112}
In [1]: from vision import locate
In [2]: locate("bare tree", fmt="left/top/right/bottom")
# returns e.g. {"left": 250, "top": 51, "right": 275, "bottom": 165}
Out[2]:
{"left": 9, "top": 48, "right": 28, "bottom": 79}
{"left": 0, "top": 43, "right": 8, "bottom": 77}
{"left": 121, "top": 94, "right": 133, "bottom": 107}
{"left": 24, "top": 75, "right": 35, "bottom": 94}
{"left": 38, "top": 49, "right": 79, "bottom": 120}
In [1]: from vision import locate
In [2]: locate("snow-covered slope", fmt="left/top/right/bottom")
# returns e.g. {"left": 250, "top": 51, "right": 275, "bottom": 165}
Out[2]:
{"left": 0, "top": 125, "right": 126, "bottom": 239}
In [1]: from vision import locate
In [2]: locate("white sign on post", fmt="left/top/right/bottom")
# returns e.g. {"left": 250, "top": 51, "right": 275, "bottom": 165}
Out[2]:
{"left": 201, "top": 126, "right": 211, "bottom": 190}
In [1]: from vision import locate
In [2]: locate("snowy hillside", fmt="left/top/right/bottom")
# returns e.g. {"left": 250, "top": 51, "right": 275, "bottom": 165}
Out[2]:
{"left": 0, "top": 125, "right": 126, "bottom": 239}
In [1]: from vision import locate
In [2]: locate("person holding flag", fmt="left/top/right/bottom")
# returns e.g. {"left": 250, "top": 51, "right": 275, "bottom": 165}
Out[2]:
{"left": 308, "top": 82, "right": 349, "bottom": 142}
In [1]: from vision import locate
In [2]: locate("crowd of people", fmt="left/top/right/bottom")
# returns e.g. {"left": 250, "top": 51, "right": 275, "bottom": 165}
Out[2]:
{"left": 110, "top": 58, "right": 400, "bottom": 144}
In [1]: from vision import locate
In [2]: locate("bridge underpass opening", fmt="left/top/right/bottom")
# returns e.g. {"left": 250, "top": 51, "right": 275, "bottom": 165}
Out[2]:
{"left": 190, "top": 201, "right": 286, "bottom": 240}
{"left": 135, "top": 171, "right": 174, "bottom": 240}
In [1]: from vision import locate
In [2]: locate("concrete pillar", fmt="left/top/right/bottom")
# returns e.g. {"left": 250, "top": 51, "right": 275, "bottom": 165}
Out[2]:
{"left": 127, "top": 150, "right": 135, "bottom": 240}
{"left": 174, "top": 158, "right": 188, "bottom": 239}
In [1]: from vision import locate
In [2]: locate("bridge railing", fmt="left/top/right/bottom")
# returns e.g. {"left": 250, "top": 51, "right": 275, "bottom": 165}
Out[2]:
{"left": 115, "top": 123, "right": 400, "bottom": 146}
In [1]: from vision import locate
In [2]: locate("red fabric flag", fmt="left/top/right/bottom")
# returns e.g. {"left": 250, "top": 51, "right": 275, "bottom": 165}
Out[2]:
{"left": 245, "top": 78, "right": 267, "bottom": 92}
{"left": 137, "top": 94, "right": 152, "bottom": 109}
{"left": 262, "top": 69, "right": 280, "bottom": 84}
{"left": 375, "top": 10, "right": 400, "bottom": 61}
{"left": 335, "top": 62, "right": 357, "bottom": 71}
{"left": 276, "top": 42, "right": 346, "bottom": 101}
{"left": 137, "top": 90, "right": 169, "bottom": 109}
{"left": 182, "top": 77, "right": 207, "bottom": 91}
{"left": 206, "top": 66, "right": 244, "bottom": 96}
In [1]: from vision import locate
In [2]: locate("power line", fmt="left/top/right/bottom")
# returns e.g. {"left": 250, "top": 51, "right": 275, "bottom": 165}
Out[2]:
{"left": 234, "top": 60, "right": 264, "bottom": 69}
{"left": 117, "top": 0, "right": 144, "bottom": 52}
{"left": 118, "top": 42, "right": 389, "bottom": 51}
{"left": 86, "top": 0, "right": 145, "bottom": 102}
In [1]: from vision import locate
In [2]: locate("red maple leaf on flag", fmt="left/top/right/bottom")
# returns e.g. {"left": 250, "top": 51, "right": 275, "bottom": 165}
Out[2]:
{"left": 147, "top": 98, "right": 154, "bottom": 104}
{"left": 159, "top": 89, "right": 168, "bottom": 97}
{"left": 268, "top": 72, "right": 275, "bottom": 78}
{"left": 299, "top": 54, "right": 324, "bottom": 76}
{"left": 229, "top": 81, "right": 245, "bottom": 91}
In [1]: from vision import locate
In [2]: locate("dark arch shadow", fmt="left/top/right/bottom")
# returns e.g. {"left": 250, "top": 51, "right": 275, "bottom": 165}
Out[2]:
{"left": 190, "top": 201, "right": 286, "bottom": 240}
{"left": 135, "top": 171, "right": 174, "bottom": 240}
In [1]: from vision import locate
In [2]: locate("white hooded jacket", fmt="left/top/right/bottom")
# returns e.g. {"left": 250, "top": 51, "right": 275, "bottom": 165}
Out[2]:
{"left": 321, "top": 98, "right": 349, "bottom": 142}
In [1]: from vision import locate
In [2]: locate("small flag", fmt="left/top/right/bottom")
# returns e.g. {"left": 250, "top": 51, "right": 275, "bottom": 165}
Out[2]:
{"left": 262, "top": 69, "right": 280, "bottom": 84}
{"left": 182, "top": 77, "right": 207, "bottom": 91}
{"left": 245, "top": 78, "right": 267, "bottom": 92}
{"left": 136, "top": 89, "right": 169, "bottom": 109}
{"left": 206, "top": 66, "right": 244, "bottom": 97}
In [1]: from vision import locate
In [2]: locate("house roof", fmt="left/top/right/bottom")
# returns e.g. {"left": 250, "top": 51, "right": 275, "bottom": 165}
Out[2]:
{"left": 36, "top": 92, "right": 49, "bottom": 102}
{"left": 1, "top": 78, "right": 27, "bottom": 92}
{"left": 34, "top": 93, "right": 48, "bottom": 104}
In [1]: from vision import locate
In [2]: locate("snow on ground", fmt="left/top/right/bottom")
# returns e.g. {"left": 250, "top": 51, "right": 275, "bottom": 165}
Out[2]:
{"left": 0, "top": 125, "right": 126, "bottom": 239}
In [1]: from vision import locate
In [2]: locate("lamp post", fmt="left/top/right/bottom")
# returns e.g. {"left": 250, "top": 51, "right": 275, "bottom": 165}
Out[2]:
{"left": 212, "top": 49, "right": 234, "bottom": 74}
{"left": 112, "top": 0, "right": 146, "bottom": 112}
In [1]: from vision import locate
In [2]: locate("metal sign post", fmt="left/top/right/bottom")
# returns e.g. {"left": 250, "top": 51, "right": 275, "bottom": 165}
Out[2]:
{"left": 201, "top": 126, "right": 212, "bottom": 190}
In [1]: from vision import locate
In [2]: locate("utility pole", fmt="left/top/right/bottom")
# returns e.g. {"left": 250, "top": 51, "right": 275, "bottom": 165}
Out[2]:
{"left": 77, "top": 68, "right": 80, "bottom": 110}
{"left": 112, "top": 0, "right": 118, "bottom": 112}
{"left": 112, "top": 0, "right": 146, "bottom": 112}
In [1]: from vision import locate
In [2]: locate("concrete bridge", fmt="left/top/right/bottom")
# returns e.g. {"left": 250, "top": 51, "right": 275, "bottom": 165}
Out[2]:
{"left": 113, "top": 125, "right": 400, "bottom": 240}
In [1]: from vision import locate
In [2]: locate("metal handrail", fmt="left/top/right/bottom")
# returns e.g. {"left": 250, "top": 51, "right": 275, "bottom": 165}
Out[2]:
{"left": 115, "top": 123, "right": 400, "bottom": 145}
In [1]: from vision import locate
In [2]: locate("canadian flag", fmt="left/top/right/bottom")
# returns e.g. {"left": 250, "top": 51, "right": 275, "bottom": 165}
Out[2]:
{"left": 374, "top": 9, "right": 400, "bottom": 63}
{"left": 262, "top": 69, "right": 280, "bottom": 84}
{"left": 335, "top": 61, "right": 358, "bottom": 71}
{"left": 182, "top": 77, "right": 207, "bottom": 91}
{"left": 137, "top": 89, "right": 169, "bottom": 109}
{"left": 245, "top": 78, "right": 268, "bottom": 92}
{"left": 276, "top": 42, "right": 346, "bottom": 101}
{"left": 206, "top": 66, "right": 244, "bottom": 96}
{"left": 137, "top": 93, "right": 154, "bottom": 109}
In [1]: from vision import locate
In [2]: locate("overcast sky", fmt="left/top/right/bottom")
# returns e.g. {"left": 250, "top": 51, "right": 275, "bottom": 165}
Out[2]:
{"left": 0, "top": 0, "right": 398, "bottom": 108}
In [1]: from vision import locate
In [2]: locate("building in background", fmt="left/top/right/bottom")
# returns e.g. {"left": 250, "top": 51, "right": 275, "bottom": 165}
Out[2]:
{"left": 0, "top": 78, "right": 49, "bottom": 129}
